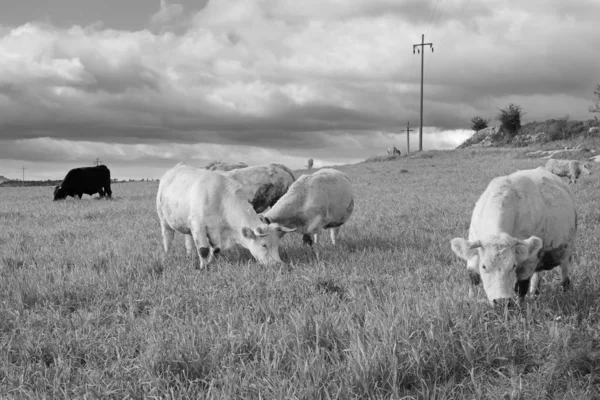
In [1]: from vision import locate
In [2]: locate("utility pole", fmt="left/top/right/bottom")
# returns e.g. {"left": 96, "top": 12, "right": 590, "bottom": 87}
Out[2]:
{"left": 404, "top": 121, "right": 414, "bottom": 154}
{"left": 21, "top": 166, "right": 26, "bottom": 184}
{"left": 93, "top": 158, "right": 103, "bottom": 166}
{"left": 413, "top": 34, "right": 434, "bottom": 151}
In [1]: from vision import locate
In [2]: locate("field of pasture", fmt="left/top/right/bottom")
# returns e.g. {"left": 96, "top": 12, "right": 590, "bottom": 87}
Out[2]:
{"left": 1, "top": 149, "right": 600, "bottom": 399}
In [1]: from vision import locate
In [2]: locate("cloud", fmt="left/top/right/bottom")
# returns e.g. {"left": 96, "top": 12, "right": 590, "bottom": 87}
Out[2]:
{"left": 1, "top": 0, "right": 599, "bottom": 178}
{"left": 0, "top": 137, "right": 351, "bottom": 180}
{"left": 149, "top": 0, "right": 186, "bottom": 33}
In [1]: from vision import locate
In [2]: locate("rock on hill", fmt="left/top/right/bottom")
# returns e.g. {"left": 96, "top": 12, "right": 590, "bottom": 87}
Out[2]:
{"left": 457, "top": 119, "right": 599, "bottom": 149}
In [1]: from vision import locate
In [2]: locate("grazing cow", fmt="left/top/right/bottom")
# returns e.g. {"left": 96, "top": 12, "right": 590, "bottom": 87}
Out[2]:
{"left": 451, "top": 168, "right": 577, "bottom": 306}
{"left": 307, "top": 158, "right": 314, "bottom": 170}
{"left": 53, "top": 165, "right": 112, "bottom": 200}
{"left": 543, "top": 159, "right": 592, "bottom": 183}
{"left": 387, "top": 146, "right": 401, "bottom": 156}
{"left": 156, "top": 163, "right": 295, "bottom": 269}
{"left": 219, "top": 164, "right": 296, "bottom": 213}
{"left": 261, "top": 168, "right": 354, "bottom": 246}
{"left": 205, "top": 161, "right": 248, "bottom": 172}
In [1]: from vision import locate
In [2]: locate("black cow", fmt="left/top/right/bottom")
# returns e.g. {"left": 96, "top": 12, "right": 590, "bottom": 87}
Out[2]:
{"left": 53, "top": 165, "right": 112, "bottom": 200}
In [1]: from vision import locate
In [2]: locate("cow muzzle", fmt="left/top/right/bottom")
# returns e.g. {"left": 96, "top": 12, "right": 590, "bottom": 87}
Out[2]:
{"left": 491, "top": 298, "right": 520, "bottom": 309}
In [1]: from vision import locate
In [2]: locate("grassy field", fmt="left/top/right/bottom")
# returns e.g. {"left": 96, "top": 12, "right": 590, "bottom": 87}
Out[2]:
{"left": 1, "top": 149, "right": 600, "bottom": 399}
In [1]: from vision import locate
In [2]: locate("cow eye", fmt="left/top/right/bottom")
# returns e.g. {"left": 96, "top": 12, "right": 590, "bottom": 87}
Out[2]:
{"left": 481, "top": 264, "right": 487, "bottom": 270}
{"left": 262, "top": 244, "right": 267, "bottom": 248}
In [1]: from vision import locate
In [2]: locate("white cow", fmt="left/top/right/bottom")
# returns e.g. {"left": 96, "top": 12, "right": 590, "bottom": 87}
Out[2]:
{"left": 387, "top": 146, "right": 401, "bottom": 156}
{"left": 156, "top": 163, "right": 295, "bottom": 269}
{"left": 543, "top": 159, "right": 592, "bottom": 184}
{"left": 451, "top": 168, "right": 577, "bottom": 306}
{"left": 262, "top": 168, "right": 354, "bottom": 246}
{"left": 219, "top": 164, "right": 296, "bottom": 213}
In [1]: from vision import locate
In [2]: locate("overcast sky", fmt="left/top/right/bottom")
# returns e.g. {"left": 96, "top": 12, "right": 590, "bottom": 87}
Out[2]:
{"left": 1, "top": 0, "right": 599, "bottom": 180}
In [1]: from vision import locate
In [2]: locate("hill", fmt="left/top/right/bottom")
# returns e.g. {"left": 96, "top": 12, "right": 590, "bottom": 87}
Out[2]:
{"left": 0, "top": 175, "right": 11, "bottom": 184}
{"left": 458, "top": 118, "right": 599, "bottom": 149}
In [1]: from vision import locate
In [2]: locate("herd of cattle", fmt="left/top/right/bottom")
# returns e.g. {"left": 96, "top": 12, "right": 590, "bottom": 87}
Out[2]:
{"left": 50, "top": 157, "right": 594, "bottom": 307}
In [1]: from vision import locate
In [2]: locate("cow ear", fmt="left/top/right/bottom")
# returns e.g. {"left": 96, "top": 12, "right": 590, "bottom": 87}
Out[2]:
{"left": 242, "top": 227, "right": 255, "bottom": 239}
{"left": 451, "top": 238, "right": 480, "bottom": 261}
{"left": 259, "top": 215, "right": 271, "bottom": 224}
{"left": 515, "top": 236, "right": 543, "bottom": 263}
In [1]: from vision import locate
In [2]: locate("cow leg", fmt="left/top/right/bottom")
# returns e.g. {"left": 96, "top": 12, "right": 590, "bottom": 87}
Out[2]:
{"left": 160, "top": 221, "right": 175, "bottom": 254}
{"left": 105, "top": 186, "right": 112, "bottom": 198}
{"left": 207, "top": 233, "right": 221, "bottom": 259}
{"left": 190, "top": 225, "right": 212, "bottom": 270}
{"left": 98, "top": 188, "right": 105, "bottom": 198}
{"left": 184, "top": 234, "right": 195, "bottom": 257}
{"left": 529, "top": 272, "right": 543, "bottom": 295}
{"left": 305, "top": 216, "right": 324, "bottom": 246}
{"left": 330, "top": 227, "right": 340, "bottom": 245}
{"left": 302, "top": 234, "right": 313, "bottom": 246}
{"left": 559, "top": 260, "right": 571, "bottom": 291}
{"left": 516, "top": 278, "right": 531, "bottom": 302}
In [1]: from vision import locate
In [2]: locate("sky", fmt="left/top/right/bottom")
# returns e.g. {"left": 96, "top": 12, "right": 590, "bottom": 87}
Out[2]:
{"left": 1, "top": 0, "right": 599, "bottom": 180}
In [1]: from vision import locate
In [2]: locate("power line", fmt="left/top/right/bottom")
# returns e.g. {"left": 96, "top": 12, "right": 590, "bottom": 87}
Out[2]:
{"left": 404, "top": 121, "right": 415, "bottom": 154}
{"left": 432, "top": 0, "right": 449, "bottom": 32}
{"left": 413, "top": 34, "right": 434, "bottom": 151}
{"left": 426, "top": 0, "right": 442, "bottom": 35}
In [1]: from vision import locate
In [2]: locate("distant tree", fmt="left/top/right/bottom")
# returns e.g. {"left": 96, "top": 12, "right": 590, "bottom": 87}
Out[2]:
{"left": 590, "top": 84, "right": 600, "bottom": 115}
{"left": 470, "top": 116, "right": 490, "bottom": 131}
{"left": 497, "top": 103, "right": 523, "bottom": 137}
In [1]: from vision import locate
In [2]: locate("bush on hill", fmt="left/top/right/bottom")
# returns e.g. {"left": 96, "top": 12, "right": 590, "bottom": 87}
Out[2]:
{"left": 470, "top": 116, "right": 490, "bottom": 131}
{"left": 497, "top": 103, "right": 523, "bottom": 138}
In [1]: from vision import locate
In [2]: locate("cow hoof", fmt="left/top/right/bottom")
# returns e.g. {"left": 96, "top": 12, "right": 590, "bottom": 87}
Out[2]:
{"left": 196, "top": 263, "right": 209, "bottom": 271}
{"left": 561, "top": 277, "right": 572, "bottom": 291}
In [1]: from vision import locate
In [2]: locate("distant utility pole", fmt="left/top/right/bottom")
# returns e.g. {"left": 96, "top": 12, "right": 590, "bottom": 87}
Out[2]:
{"left": 413, "top": 34, "right": 434, "bottom": 152}
{"left": 404, "top": 121, "right": 414, "bottom": 154}
{"left": 21, "top": 166, "right": 27, "bottom": 184}
{"left": 93, "top": 158, "right": 103, "bottom": 166}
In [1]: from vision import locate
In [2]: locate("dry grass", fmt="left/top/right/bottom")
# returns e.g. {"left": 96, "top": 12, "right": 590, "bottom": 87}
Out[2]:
{"left": 1, "top": 150, "right": 600, "bottom": 399}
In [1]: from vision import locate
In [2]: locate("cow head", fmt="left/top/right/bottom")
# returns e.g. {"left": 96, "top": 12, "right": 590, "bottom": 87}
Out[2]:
{"left": 241, "top": 223, "right": 296, "bottom": 265}
{"left": 258, "top": 215, "right": 298, "bottom": 238}
{"left": 53, "top": 185, "right": 67, "bottom": 201}
{"left": 581, "top": 162, "right": 593, "bottom": 176}
{"left": 451, "top": 233, "right": 543, "bottom": 305}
